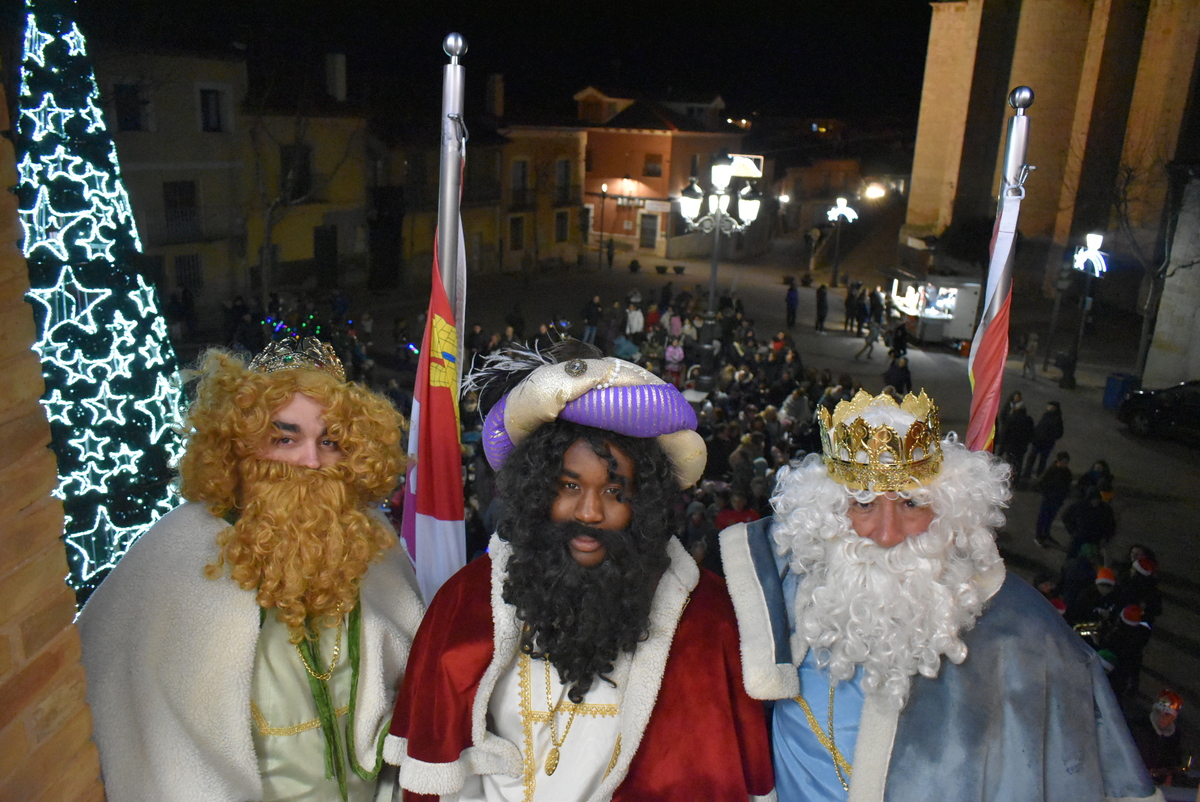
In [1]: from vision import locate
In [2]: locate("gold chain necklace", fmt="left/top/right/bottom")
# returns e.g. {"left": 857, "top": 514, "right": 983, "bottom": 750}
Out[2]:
{"left": 543, "top": 660, "right": 578, "bottom": 776}
{"left": 295, "top": 604, "right": 344, "bottom": 682}
{"left": 793, "top": 683, "right": 852, "bottom": 793}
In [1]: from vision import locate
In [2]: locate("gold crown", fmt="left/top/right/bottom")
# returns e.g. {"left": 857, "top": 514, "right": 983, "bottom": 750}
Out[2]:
{"left": 248, "top": 337, "right": 346, "bottom": 382}
{"left": 817, "top": 390, "right": 942, "bottom": 491}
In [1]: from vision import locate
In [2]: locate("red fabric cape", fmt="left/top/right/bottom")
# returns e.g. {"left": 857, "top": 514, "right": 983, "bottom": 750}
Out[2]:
{"left": 391, "top": 554, "right": 773, "bottom": 800}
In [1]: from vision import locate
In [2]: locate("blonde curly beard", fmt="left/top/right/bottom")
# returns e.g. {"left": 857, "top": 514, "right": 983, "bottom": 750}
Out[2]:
{"left": 205, "top": 458, "right": 396, "bottom": 640}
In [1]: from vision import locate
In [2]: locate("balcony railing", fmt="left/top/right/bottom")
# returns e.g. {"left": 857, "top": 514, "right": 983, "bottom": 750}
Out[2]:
{"left": 553, "top": 184, "right": 582, "bottom": 207}
{"left": 510, "top": 188, "right": 536, "bottom": 210}
{"left": 141, "top": 205, "right": 241, "bottom": 247}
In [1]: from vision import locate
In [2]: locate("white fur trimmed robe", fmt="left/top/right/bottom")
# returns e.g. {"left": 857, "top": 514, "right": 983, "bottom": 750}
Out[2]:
{"left": 77, "top": 502, "right": 425, "bottom": 802}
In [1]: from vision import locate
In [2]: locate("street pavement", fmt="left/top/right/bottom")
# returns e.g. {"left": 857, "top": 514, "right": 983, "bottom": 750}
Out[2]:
{"left": 319, "top": 200, "right": 1200, "bottom": 769}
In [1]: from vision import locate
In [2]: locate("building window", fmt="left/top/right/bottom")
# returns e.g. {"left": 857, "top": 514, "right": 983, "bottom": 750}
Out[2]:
{"left": 554, "top": 158, "right": 574, "bottom": 205}
{"left": 174, "top": 253, "right": 203, "bottom": 290}
{"left": 509, "top": 216, "right": 524, "bottom": 250}
{"left": 280, "top": 143, "right": 313, "bottom": 200}
{"left": 199, "top": 88, "right": 225, "bottom": 132}
{"left": 511, "top": 160, "right": 529, "bottom": 191}
{"left": 643, "top": 153, "right": 663, "bottom": 178}
{"left": 113, "top": 83, "right": 145, "bottom": 131}
{"left": 585, "top": 148, "right": 593, "bottom": 173}
{"left": 162, "top": 180, "right": 200, "bottom": 240}
{"left": 511, "top": 159, "right": 529, "bottom": 207}
{"left": 555, "top": 210, "right": 569, "bottom": 243}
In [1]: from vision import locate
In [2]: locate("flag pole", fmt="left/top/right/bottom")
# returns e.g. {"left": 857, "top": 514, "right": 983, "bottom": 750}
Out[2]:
{"left": 438, "top": 34, "right": 466, "bottom": 321}
{"left": 399, "top": 34, "right": 470, "bottom": 601}
{"left": 966, "top": 86, "right": 1034, "bottom": 452}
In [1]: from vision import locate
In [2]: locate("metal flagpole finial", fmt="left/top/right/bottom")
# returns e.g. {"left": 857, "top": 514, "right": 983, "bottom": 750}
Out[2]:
{"left": 1008, "top": 86, "right": 1034, "bottom": 114}
{"left": 444, "top": 33, "right": 467, "bottom": 63}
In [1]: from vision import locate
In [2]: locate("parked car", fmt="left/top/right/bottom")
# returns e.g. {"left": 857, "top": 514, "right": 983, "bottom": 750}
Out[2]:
{"left": 1117, "top": 380, "right": 1200, "bottom": 442}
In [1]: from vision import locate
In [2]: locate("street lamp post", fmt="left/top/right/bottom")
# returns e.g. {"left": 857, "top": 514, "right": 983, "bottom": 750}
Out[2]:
{"left": 826, "top": 197, "right": 858, "bottom": 289}
{"left": 596, "top": 183, "right": 608, "bottom": 271}
{"left": 1061, "top": 233, "right": 1107, "bottom": 389}
{"left": 678, "top": 152, "right": 762, "bottom": 389}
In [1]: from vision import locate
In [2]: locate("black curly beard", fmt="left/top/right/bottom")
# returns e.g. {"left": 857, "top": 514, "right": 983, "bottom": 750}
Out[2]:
{"left": 502, "top": 516, "right": 669, "bottom": 703}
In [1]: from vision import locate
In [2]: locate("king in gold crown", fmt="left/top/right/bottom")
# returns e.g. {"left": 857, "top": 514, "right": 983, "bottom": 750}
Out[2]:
{"left": 248, "top": 337, "right": 346, "bottom": 382}
{"left": 817, "top": 390, "right": 942, "bottom": 492}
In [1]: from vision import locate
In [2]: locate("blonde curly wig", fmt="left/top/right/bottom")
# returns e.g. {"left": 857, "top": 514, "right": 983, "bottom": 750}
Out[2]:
{"left": 179, "top": 349, "right": 405, "bottom": 514}
{"left": 182, "top": 348, "right": 406, "bottom": 634}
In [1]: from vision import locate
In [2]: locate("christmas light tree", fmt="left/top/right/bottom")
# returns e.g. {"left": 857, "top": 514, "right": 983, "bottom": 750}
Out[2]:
{"left": 17, "top": 0, "right": 184, "bottom": 606}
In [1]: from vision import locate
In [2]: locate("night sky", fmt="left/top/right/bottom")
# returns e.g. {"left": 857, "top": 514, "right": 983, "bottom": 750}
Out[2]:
{"left": 64, "top": 0, "right": 933, "bottom": 122}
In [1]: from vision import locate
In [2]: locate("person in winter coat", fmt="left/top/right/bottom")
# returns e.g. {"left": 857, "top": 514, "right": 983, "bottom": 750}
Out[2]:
{"left": 1022, "top": 401, "right": 1064, "bottom": 480}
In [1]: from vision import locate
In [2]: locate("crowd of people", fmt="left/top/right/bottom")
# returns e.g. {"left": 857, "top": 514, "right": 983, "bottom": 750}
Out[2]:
{"left": 103, "top": 264, "right": 1189, "bottom": 800}
{"left": 73, "top": 303, "right": 1187, "bottom": 800}
{"left": 452, "top": 282, "right": 932, "bottom": 582}
{"left": 993, "top": 388, "right": 1185, "bottom": 787}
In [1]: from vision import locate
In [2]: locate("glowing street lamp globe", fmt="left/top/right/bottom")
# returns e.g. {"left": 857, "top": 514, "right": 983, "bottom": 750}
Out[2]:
{"left": 738, "top": 183, "right": 762, "bottom": 224}
{"left": 828, "top": 197, "right": 858, "bottom": 223}
{"left": 710, "top": 153, "right": 733, "bottom": 193}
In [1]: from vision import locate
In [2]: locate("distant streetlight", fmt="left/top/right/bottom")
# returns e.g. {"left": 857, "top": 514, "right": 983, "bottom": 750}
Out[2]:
{"left": 596, "top": 182, "right": 608, "bottom": 271}
{"left": 1060, "top": 233, "right": 1107, "bottom": 388}
{"left": 678, "top": 151, "right": 763, "bottom": 388}
{"left": 862, "top": 183, "right": 886, "bottom": 200}
{"left": 826, "top": 197, "right": 858, "bottom": 289}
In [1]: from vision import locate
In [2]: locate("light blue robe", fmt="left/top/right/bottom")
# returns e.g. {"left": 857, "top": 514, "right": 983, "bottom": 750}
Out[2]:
{"left": 720, "top": 516, "right": 1158, "bottom": 802}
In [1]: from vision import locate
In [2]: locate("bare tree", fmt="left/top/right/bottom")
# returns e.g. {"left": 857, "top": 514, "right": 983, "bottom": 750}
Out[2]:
{"left": 1110, "top": 161, "right": 1200, "bottom": 379}
{"left": 246, "top": 68, "right": 365, "bottom": 309}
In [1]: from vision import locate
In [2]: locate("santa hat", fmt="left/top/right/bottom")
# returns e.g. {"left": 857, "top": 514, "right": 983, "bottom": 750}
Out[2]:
{"left": 1095, "top": 567, "right": 1116, "bottom": 586}
{"left": 1050, "top": 598, "right": 1067, "bottom": 615}
{"left": 1133, "top": 557, "right": 1158, "bottom": 577}
{"left": 1155, "top": 689, "right": 1183, "bottom": 714}
{"left": 1120, "top": 604, "right": 1143, "bottom": 625}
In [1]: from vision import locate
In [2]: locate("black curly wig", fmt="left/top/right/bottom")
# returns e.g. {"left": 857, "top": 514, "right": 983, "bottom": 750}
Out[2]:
{"left": 496, "top": 419, "right": 679, "bottom": 703}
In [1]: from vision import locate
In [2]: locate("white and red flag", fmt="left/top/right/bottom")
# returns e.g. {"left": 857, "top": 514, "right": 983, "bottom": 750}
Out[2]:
{"left": 966, "top": 191, "right": 1021, "bottom": 452}
{"left": 967, "top": 91, "right": 1033, "bottom": 452}
{"left": 400, "top": 223, "right": 468, "bottom": 601}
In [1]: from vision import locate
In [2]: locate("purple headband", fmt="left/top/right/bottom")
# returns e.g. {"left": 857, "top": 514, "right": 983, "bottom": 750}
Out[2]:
{"left": 483, "top": 383, "right": 697, "bottom": 471}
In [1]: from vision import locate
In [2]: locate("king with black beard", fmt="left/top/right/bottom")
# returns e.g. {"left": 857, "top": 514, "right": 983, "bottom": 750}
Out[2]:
{"left": 386, "top": 347, "right": 774, "bottom": 802}
{"left": 498, "top": 423, "right": 675, "bottom": 704}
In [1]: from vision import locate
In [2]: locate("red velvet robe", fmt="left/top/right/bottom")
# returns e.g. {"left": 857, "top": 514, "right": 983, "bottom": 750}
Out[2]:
{"left": 389, "top": 549, "right": 774, "bottom": 801}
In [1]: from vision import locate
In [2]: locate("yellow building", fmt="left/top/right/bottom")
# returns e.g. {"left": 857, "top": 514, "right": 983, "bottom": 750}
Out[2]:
{"left": 496, "top": 125, "right": 588, "bottom": 272}
{"left": 94, "top": 46, "right": 247, "bottom": 313}
{"left": 239, "top": 108, "right": 370, "bottom": 296}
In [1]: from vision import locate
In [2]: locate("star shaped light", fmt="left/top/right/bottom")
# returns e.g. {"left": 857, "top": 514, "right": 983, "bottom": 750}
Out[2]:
{"left": 21, "top": 92, "right": 75, "bottom": 142}
{"left": 23, "top": 14, "right": 54, "bottom": 68}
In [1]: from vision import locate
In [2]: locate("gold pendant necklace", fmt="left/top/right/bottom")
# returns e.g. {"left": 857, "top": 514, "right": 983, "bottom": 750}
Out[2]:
{"left": 295, "top": 603, "right": 344, "bottom": 682}
{"left": 793, "top": 682, "right": 852, "bottom": 793}
{"left": 544, "top": 660, "right": 578, "bottom": 776}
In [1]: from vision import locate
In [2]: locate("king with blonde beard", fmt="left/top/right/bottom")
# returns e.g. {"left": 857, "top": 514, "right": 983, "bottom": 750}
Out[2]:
{"left": 78, "top": 339, "right": 425, "bottom": 802}
{"left": 719, "top": 390, "right": 1158, "bottom": 802}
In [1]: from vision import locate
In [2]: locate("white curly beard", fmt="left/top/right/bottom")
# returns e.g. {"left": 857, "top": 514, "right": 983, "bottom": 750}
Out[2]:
{"left": 791, "top": 525, "right": 987, "bottom": 710}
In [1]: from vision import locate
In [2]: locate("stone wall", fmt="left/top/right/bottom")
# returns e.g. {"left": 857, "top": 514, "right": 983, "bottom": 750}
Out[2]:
{"left": 0, "top": 69, "right": 106, "bottom": 801}
{"left": 1145, "top": 174, "right": 1200, "bottom": 387}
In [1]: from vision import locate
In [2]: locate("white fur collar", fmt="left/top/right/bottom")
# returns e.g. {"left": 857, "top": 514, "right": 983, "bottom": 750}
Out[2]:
{"left": 398, "top": 532, "right": 699, "bottom": 798}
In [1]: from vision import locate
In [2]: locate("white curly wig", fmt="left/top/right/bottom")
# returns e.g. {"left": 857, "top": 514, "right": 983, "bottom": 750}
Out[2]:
{"left": 770, "top": 436, "right": 1011, "bottom": 708}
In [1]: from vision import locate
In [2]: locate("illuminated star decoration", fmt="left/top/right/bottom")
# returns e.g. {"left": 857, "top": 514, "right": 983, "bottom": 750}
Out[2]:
{"left": 17, "top": 1, "right": 184, "bottom": 606}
